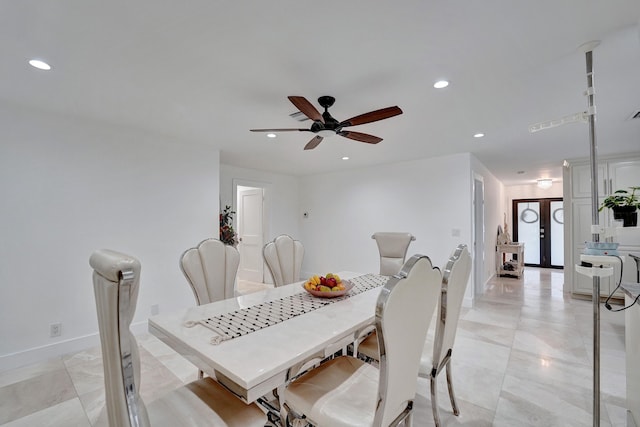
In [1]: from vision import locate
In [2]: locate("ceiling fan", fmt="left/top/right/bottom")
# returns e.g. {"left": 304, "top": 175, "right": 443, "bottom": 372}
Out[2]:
{"left": 251, "top": 96, "right": 403, "bottom": 150}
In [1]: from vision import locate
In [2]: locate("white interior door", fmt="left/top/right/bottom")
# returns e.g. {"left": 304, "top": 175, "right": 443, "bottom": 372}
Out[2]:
{"left": 237, "top": 187, "right": 264, "bottom": 282}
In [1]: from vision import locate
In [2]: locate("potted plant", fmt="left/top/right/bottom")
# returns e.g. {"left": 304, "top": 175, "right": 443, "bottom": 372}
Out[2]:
{"left": 219, "top": 205, "right": 239, "bottom": 246}
{"left": 598, "top": 186, "right": 640, "bottom": 227}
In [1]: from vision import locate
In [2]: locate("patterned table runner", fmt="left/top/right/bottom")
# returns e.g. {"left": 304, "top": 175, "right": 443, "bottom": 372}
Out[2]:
{"left": 186, "top": 274, "right": 388, "bottom": 344}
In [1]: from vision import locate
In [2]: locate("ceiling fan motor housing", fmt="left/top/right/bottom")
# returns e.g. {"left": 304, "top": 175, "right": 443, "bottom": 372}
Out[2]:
{"left": 317, "top": 96, "right": 335, "bottom": 109}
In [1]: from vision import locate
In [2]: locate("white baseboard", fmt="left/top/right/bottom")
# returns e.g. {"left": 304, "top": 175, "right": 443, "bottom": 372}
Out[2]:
{"left": 0, "top": 321, "right": 148, "bottom": 373}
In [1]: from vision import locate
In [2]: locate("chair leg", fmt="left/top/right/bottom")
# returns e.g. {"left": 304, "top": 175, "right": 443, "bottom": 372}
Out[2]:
{"left": 404, "top": 411, "right": 413, "bottom": 426}
{"left": 279, "top": 399, "right": 290, "bottom": 427}
{"left": 276, "top": 384, "right": 289, "bottom": 426}
{"left": 445, "top": 360, "right": 460, "bottom": 416}
{"left": 281, "top": 403, "right": 309, "bottom": 427}
{"left": 197, "top": 369, "right": 204, "bottom": 379}
{"left": 430, "top": 371, "right": 441, "bottom": 427}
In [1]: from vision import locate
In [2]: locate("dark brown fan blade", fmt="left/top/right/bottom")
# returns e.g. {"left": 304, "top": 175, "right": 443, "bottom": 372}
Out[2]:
{"left": 338, "top": 131, "right": 383, "bottom": 144}
{"left": 250, "top": 128, "right": 310, "bottom": 132}
{"left": 339, "top": 106, "right": 403, "bottom": 128}
{"left": 288, "top": 96, "right": 324, "bottom": 123}
{"left": 304, "top": 136, "right": 323, "bottom": 150}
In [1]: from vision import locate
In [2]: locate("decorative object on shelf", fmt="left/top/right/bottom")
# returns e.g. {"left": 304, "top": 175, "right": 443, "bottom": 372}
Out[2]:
{"left": 219, "top": 205, "right": 239, "bottom": 247}
{"left": 599, "top": 186, "right": 639, "bottom": 227}
{"left": 497, "top": 213, "right": 512, "bottom": 245}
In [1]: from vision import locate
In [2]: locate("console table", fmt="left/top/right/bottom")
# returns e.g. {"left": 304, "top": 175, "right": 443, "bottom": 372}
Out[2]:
{"left": 496, "top": 243, "right": 525, "bottom": 278}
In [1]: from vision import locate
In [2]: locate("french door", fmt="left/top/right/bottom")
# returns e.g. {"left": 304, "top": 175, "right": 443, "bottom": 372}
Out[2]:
{"left": 512, "top": 198, "right": 564, "bottom": 268}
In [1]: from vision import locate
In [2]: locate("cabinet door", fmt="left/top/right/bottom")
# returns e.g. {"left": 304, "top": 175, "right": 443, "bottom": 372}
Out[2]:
{"left": 572, "top": 199, "right": 606, "bottom": 245}
{"left": 572, "top": 163, "right": 606, "bottom": 198}
{"left": 608, "top": 160, "right": 640, "bottom": 194}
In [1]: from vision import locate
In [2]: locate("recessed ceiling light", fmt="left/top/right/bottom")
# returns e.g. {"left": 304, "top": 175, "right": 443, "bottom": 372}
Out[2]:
{"left": 433, "top": 80, "right": 449, "bottom": 89}
{"left": 473, "top": 133, "right": 485, "bottom": 138}
{"left": 28, "top": 59, "right": 51, "bottom": 71}
{"left": 342, "top": 156, "right": 349, "bottom": 160}
{"left": 266, "top": 133, "right": 276, "bottom": 138}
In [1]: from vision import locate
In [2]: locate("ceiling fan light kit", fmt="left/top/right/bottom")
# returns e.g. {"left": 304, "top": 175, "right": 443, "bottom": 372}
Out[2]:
{"left": 250, "top": 95, "right": 403, "bottom": 150}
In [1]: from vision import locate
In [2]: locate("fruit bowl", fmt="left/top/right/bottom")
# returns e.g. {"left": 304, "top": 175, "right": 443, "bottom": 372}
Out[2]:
{"left": 302, "top": 280, "right": 353, "bottom": 298}
{"left": 302, "top": 273, "right": 353, "bottom": 298}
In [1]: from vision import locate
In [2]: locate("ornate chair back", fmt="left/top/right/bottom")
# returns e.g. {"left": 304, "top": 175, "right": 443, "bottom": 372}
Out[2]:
{"left": 371, "top": 232, "right": 416, "bottom": 276}
{"left": 432, "top": 244, "right": 472, "bottom": 369}
{"left": 90, "top": 249, "right": 151, "bottom": 427}
{"left": 180, "top": 238, "right": 240, "bottom": 304}
{"left": 374, "top": 254, "right": 442, "bottom": 425}
{"left": 422, "top": 244, "right": 472, "bottom": 427}
{"left": 263, "top": 234, "right": 304, "bottom": 286}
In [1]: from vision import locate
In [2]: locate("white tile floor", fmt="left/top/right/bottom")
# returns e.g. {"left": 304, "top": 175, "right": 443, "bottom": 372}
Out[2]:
{"left": 0, "top": 269, "right": 630, "bottom": 426}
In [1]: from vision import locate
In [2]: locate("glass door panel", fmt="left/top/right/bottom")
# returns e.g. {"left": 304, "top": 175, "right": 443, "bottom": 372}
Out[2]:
{"left": 517, "top": 202, "right": 540, "bottom": 265}
{"left": 550, "top": 201, "right": 564, "bottom": 266}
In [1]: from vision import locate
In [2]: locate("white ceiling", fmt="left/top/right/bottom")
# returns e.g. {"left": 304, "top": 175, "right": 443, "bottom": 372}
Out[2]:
{"left": 1, "top": 1, "right": 639, "bottom": 185}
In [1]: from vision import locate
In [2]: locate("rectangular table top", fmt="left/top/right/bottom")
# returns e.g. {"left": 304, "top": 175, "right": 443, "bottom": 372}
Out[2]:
{"left": 148, "top": 271, "right": 385, "bottom": 402}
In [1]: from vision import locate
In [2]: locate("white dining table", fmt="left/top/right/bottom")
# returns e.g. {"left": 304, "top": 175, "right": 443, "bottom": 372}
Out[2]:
{"left": 148, "top": 271, "right": 386, "bottom": 404}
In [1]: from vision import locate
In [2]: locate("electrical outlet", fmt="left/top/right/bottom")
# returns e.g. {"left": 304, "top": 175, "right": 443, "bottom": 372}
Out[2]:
{"left": 151, "top": 304, "right": 159, "bottom": 315}
{"left": 50, "top": 323, "right": 62, "bottom": 337}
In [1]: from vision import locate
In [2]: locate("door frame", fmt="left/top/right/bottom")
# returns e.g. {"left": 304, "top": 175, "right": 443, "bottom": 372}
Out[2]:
{"left": 512, "top": 197, "right": 563, "bottom": 269}
{"left": 472, "top": 174, "right": 485, "bottom": 298}
{"left": 232, "top": 179, "right": 271, "bottom": 281}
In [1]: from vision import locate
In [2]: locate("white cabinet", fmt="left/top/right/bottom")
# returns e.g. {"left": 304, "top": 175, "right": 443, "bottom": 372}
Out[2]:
{"left": 565, "top": 155, "right": 640, "bottom": 299}
{"left": 571, "top": 159, "right": 640, "bottom": 199}
{"left": 608, "top": 160, "right": 640, "bottom": 195}
{"left": 571, "top": 163, "right": 606, "bottom": 198}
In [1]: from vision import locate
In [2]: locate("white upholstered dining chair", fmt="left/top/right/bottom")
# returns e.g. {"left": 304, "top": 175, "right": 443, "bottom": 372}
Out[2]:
{"left": 180, "top": 238, "right": 240, "bottom": 305}
{"left": 180, "top": 238, "right": 240, "bottom": 379}
{"left": 90, "top": 249, "right": 266, "bottom": 427}
{"left": 281, "top": 254, "right": 442, "bottom": 427}
{"left": 419, "top": 244, "right": 471, "bottom": 427}
{"left": 356, "top": 244, "right": 471, "bottom": 427}
{"left": 350, "top": 232, "right": 416, "bottom": 356}
{"left": 371, "top": 232, "right": 416, "bottom": 276}
{"left": 263, "top": 234, "right": 304, "bottom": 287}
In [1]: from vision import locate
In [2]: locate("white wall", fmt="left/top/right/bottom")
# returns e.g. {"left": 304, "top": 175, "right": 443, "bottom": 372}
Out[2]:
{"left": 0, "top": 102, "right": 221, "bottom": 371}
{"left": 219, "top": 164, "right": 300, "bottom": 242}
{"left": 298, "top": 153, "right": 474, "bottom": 289}
{"left": 0, "top": 102, "right": 506, "bottom": 371}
